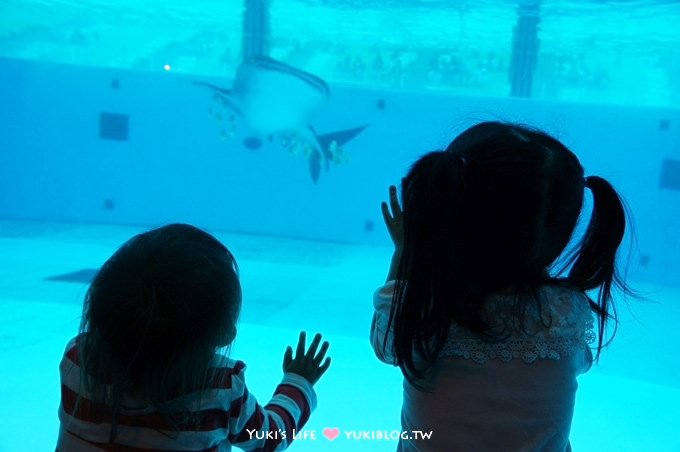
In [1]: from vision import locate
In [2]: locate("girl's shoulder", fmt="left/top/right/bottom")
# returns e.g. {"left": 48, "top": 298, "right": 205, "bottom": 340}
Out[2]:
{"left": 483, "top": 284, "right": 593, "bottom": 333}
{"left": 443, "top": 284, "right": 595, "bottom": 364}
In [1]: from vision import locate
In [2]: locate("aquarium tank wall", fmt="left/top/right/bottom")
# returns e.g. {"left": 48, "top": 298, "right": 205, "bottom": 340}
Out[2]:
{"left": 1, "top": 0, "right": 678, "bottom": 284}
{"left": 0, "top": 0, "right": 679, "bottom": 450}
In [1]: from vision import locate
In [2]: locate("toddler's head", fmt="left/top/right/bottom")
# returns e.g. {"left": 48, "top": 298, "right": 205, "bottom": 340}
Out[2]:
{"left": 78, "top": 223, "right": 241, "bottom": 423}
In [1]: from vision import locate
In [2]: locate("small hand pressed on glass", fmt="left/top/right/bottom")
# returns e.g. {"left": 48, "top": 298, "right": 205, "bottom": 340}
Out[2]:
{"left": 283, "top": 331, "right": 331, "bottom": 385}
{"left": 381, "top": 184, "right": 404, "bottom": 250}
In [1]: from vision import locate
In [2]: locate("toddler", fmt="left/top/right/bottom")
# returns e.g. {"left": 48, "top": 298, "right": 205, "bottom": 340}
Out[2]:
{"left": 57, "top": 223, "right": 330, "bottom": 451}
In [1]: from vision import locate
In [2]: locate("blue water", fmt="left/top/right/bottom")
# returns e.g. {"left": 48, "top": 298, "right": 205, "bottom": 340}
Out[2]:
{"left": 1, "top": 0, "right": 679, "bottom": 105}
{"left": 1, "top": 1, "right": 679, "bottom": 451}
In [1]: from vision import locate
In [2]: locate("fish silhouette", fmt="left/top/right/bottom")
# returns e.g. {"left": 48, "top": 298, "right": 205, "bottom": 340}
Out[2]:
{"left": 194, "top": 56, "right": 367, "bottom": 182}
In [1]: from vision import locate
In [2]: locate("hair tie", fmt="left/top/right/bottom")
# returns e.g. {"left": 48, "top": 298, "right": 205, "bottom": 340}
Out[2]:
{"left": 584, "top": 176, "right": 590, "bottom": 187}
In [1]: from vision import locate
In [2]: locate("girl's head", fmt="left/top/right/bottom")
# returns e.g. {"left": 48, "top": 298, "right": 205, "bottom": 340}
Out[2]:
{"left": 402, "top": 121, "right": 585, "bottom": 290}
{"left": 392, "top": 121, "right": 629, "bottom": 380}
{"left": 78, "top": 223, "right": 241, "bottom": 435}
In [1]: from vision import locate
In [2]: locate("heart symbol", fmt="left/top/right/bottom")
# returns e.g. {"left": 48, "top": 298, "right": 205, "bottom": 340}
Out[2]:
{"left": 322, "top": 427, "right": 340, "bottom": 441}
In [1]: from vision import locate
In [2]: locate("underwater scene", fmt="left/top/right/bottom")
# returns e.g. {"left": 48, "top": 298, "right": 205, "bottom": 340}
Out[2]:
{"left": 0, "top": 0, "right": 679, "bottom": 450}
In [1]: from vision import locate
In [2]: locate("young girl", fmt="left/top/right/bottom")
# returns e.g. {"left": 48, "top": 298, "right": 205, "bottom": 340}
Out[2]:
{"left": 57, "top": 223, "right": 331, "bottom": 451}
{"left": 372, "top": 121, "right": 632, "bottom": 451}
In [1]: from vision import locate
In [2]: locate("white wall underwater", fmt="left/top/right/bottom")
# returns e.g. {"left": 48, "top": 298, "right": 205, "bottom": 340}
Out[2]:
{"left": 0, "top": 56, "right": 678, "bottom": 287}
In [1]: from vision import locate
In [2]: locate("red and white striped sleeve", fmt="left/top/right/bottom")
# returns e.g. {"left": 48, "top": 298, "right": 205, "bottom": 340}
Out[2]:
{"left": 57, "top": 337, "right": 316, "bottom": 452}
{"left": 226, "top": 368, "right": 316, "bottom": 451}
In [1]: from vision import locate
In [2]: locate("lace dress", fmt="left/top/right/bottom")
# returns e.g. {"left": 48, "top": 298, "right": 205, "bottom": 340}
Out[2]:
{"left": 370, "top": 281, "right": 595, "bottom": 452}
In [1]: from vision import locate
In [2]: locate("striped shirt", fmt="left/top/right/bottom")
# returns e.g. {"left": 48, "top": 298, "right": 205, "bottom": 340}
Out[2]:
{"left": 57, "top": 337, "right": 316, "bottom": 451}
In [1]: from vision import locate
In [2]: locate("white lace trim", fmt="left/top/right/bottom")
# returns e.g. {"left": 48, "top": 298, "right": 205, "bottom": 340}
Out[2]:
{"left": 438, "top": 286, "right": 596, "bottom": 364}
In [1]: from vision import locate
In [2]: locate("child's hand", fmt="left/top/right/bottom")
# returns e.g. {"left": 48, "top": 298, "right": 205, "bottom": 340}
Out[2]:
{"left": 283, "top": 332, "right": 331, "bottom": 385}
{"left": 381, "top": 184, "right": 404, "bottom": 250}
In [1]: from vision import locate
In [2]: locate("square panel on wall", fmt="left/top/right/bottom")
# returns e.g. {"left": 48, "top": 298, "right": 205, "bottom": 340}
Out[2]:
{"left": 99, "top": 112, "right": 129, "bottom": 141}
{"left": 660, "top": 159, "right": 680, "bottom": 190}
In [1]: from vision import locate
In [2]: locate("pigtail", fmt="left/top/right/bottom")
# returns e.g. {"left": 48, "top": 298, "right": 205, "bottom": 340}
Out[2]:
{"left": 391, "top": 150, "right": 467, "bottom": 384}
{"left": 566, "top": 175, "right": 629, "bottom": 356}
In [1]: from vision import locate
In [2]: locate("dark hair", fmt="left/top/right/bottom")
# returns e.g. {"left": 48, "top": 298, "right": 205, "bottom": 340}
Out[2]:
{"left": 75, "top": 223, "right": 241, "bottom": 441}
{"left": 390, "top": 121, "right": 632, "bottom": 383}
